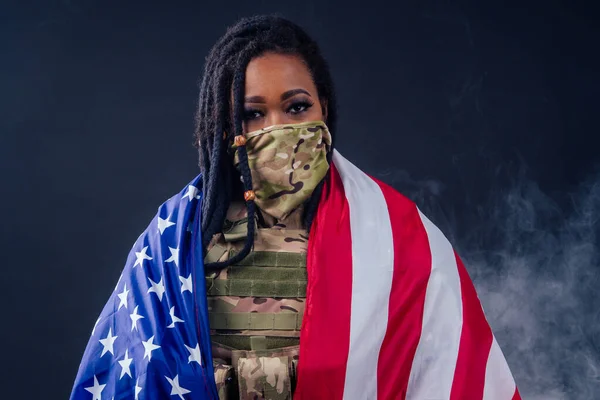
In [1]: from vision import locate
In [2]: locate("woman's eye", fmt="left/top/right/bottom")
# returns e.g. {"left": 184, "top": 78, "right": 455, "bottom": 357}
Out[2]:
{"left": 243, "top": 109, "right": 263, "bottom": 120}
{"left": 288, "top": 101, "right": 313, "bottom": 115}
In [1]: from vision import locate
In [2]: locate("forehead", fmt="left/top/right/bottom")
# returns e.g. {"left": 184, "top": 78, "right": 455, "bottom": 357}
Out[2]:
{"left": 244, "top": 52, "right": 316, "bottom": 96}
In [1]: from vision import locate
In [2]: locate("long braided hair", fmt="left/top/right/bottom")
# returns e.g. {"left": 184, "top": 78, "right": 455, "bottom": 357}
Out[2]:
{"left": 193, "top": 15, "right": 338, "bottom": 269}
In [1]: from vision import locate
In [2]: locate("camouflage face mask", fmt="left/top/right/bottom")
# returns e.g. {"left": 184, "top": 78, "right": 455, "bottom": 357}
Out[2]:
{"left": 233, "top": 120, "right": 332, "bottom": 221}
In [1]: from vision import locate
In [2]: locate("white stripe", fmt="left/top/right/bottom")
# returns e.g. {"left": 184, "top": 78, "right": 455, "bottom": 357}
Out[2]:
{"left": 333, "top": 151, "right": 394, "bottom": 400}
{"left": 483, "top": 336, "right": 517, "bottom": 400}
{"left": 406, "top": 210, "right": 463, "bottom": 400}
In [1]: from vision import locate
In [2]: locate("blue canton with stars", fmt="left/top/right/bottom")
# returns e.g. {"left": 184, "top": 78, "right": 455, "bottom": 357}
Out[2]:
{"left": 71, "top": 175, "right": 218, "bottom": 400}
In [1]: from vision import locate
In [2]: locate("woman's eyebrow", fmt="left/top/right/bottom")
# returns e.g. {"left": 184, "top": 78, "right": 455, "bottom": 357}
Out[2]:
{"left": 244, "top": 95, "right": 266, "bottom": 103}
{"left": 244, "top": 88, "right": 311, "bottom": 104}
{"left": 281, "top": 88, "right": 310, "bottom": 101}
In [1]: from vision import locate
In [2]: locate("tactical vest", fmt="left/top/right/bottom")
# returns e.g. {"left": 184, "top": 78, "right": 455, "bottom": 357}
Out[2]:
{"left": 204, "top": 202, "right": 308, "bottom": 400}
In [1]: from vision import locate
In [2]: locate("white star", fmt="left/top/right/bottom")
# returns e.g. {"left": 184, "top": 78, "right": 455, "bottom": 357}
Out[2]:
{"left": 142, "top": 335, "right": 161, "bottom": 361}
{"left": 130, "top": 305, "right": 144, "bottom": 331}
{"left": 184, "top": 343, "right": 201, "bottom": 365}
{"left": 118, "top": 349, "right": 133, "bottom": 379}
{"left": 165, "top": 246, "right": 180, "bottom": 267}
{"left": 183, "top": 185, "right": 201, "bottom": 202}
{"left": 91, "top": 317, "right": 101, "bottom": 336}
{"left": 84, "top": 375, "right": 106, "bottom": 400}
{"left": 167, "top": 306, "right": 184, "bottom": 328}
{"left": 99, "top": 327, "right": 118, "bottom": 357}
{"left": 165, "top": 374, "right": 191, "bottom": 399}
{"left": 133, "top": 246, "right": 152, "bottom": 268}
{"left": 117, "top": 283, "right": 129, "bottom": 311}
{"left": 179, "top": 274, "right": 193, "bottom": 294}
{"left": 135, "top": 378, "right": 142, "bottom": 400}
{"left": 147, "top": 276, "right": 165, "bottom": 301}
{"left": 158, "top": 215, "right": 176, "bottom": 235}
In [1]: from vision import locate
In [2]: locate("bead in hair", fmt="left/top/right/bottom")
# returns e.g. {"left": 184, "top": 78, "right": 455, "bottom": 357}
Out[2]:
{"left": 234, "top": 135, "right": 247, "bottom": 147}
{"left": 244, "top": 190, "right": 256, "bottom": 202}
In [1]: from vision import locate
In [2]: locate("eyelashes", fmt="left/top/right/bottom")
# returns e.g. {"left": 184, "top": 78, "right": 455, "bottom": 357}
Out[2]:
{"left": 287, "top": 100, "right": 314, "bottom": 115}
{"left": 243, "top": 108, "right": 263, "bottom": 121}
{"left": 243, "top": 99, "right": 314, "bottom": 121}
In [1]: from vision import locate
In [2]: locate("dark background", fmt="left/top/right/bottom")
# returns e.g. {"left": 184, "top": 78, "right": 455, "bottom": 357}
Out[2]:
{"left": 2, "top": 0, "right": 599, "bottom": 399}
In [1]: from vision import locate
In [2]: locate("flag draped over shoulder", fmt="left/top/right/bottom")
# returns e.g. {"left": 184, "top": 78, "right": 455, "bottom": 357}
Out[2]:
{"left": 70, "top": 175, "right": 219, "bottom": 399}
{"left": 294, "top": 151, "right": 521, "bottom": 400}
{"left": 71, "top": 150, "right": 520, "bottom": 400}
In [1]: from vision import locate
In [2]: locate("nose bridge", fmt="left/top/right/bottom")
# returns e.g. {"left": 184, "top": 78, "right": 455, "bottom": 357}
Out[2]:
{"left": 266, "top": 108, "right": 288, "bottom": 127}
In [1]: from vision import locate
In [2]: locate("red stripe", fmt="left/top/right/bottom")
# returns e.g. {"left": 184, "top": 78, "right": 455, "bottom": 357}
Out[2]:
{"left": 512, "top": 388, "right": 522, "bottom": 399}
{"left": 374, "top": 180, "right": 432, "bottom": 399}
{"left": 295, "top": 163, "right": 352, "bottom": 400}
{"left": 450, "top": 251, "right": 493, "bottom": 399}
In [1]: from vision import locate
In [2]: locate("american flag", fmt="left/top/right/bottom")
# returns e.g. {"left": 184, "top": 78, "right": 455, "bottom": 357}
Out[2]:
{"left": 70, "top": 175, "right": 219, "bottom": 399}
{"left": 71, "top": 150, "right": 520, "bottom": 400}
{"left": 294, "top": 151, "right": 521, "bottom": 399}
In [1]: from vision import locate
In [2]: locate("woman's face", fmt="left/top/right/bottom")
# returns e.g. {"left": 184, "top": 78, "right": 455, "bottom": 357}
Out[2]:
{"left": 241, "top": 52, "right": 327, "bottom": 134}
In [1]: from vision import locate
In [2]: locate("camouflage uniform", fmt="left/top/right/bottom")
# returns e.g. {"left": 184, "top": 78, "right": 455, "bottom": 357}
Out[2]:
{"left": 206, "top": 121, "right": 331, "bottom": 399}
{"left": 205, "top": 201, "right": 308, "bottom": 400}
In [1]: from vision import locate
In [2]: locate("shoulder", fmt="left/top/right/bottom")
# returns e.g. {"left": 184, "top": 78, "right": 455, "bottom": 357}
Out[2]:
{"left": 330, "top": 150, "right": 419, "bottom": 223}
{"left": 156, "top": 175, "right": 204, "bottom": 223}
{"left": 117, "top": 174, "right": 204, "bottom": 314}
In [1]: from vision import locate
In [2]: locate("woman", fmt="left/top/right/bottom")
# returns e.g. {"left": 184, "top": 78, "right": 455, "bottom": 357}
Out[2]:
{"left": 71, "top": 15, "right": 520, "bottom": 400}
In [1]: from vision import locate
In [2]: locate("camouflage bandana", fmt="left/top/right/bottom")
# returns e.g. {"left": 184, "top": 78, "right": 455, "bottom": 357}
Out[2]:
{"left": 233, "top": 120, "right": 332, "bottom": 221}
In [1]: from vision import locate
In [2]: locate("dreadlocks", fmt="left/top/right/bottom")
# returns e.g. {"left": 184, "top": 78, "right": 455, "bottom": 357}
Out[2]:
{"left": 193, "top": 14, "right": 338, "bottom": 269}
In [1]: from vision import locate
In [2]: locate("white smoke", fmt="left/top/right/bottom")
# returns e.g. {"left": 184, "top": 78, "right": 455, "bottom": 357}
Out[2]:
{"left": 378, "top": 167, "right": 600, "bottom": 399}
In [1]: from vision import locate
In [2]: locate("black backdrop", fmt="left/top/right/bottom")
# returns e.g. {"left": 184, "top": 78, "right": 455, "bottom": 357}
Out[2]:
{"left": 2, "top": 1, "right": 599, "bottom": 398}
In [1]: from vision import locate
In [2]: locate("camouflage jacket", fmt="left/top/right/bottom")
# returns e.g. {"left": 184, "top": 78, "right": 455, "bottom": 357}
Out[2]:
{"left": 205, "top": 201, "right": 308, "bottom": 400}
